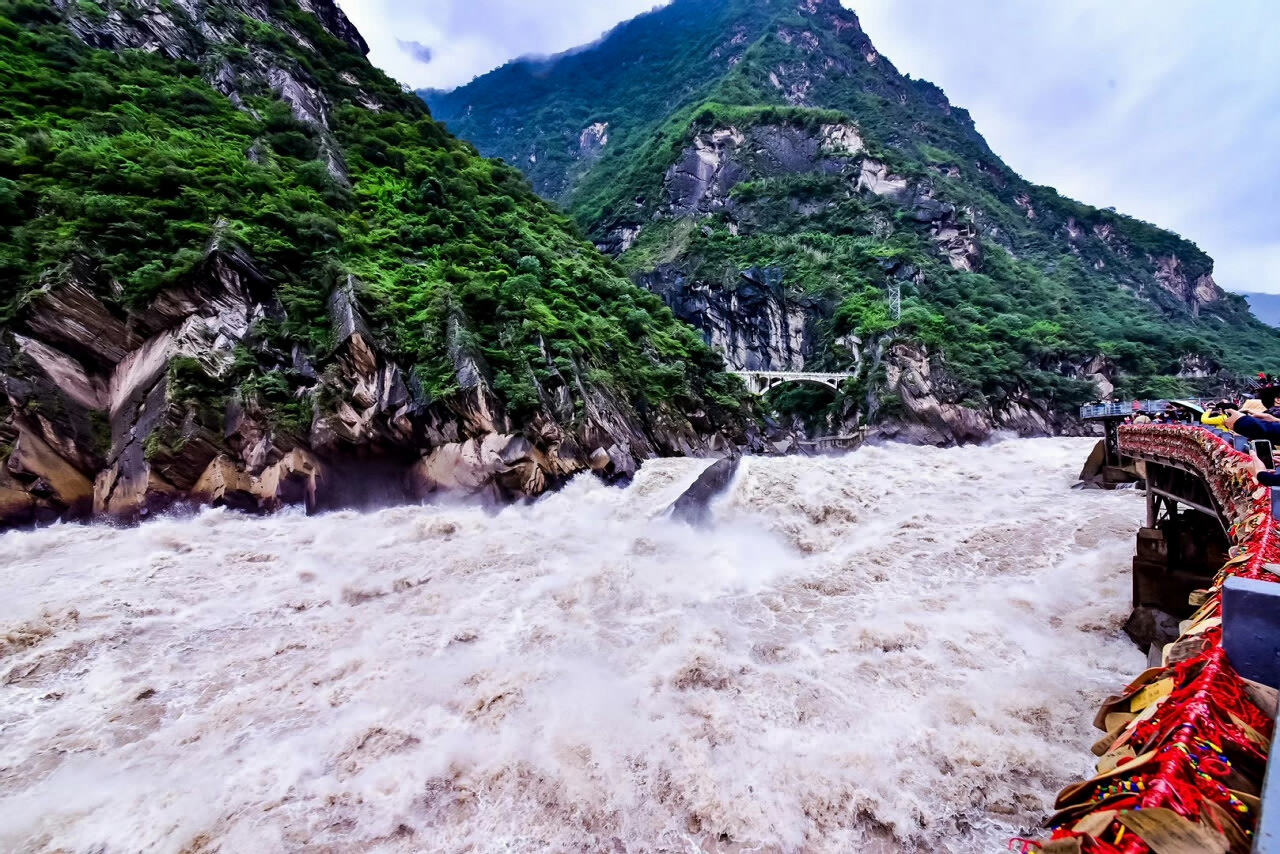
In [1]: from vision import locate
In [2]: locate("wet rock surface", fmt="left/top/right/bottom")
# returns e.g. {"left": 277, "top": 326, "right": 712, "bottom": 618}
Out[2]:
{"left": 1124, "top": 606, "right": 1183, "bottom": 654}
{"left": 667, "top": 456, "right": 741, "bottom": 526}
{"left": 0, "top": 242, "right": 739, "bottom": 528}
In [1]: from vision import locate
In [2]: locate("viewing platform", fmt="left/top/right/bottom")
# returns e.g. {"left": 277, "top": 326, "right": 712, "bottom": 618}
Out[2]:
{"left": 1077, "top": 399, "right": 1218, "bottom": 490}
{"left": 1041, "top": 423, "right": 1280, "bottom": 852}
{"left": 1079, "top": 399, "right": 1217, "bottom": 420}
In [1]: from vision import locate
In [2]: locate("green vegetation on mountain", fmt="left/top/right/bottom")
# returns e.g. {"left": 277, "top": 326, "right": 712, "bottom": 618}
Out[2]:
{"left": 0, "top": 0, "right": 741, "bottom": 427}
{"left": 427, "top": 0, "right": 1280, "bottom": 421}
{"left": 425, "top": 0, "right": 783, "bottom": 205}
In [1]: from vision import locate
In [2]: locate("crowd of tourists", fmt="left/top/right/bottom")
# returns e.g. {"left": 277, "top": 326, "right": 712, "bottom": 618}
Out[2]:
{"left": 1143, "top": 372, "right": 1280, "bottom": 486}
{"left": 1122, "top": 410, "right": 1191, "bottom": 425}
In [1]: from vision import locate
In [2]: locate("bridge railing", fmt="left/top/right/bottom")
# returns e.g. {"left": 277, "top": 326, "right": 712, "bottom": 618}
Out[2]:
{"left": 1040, "top": 423, "right": 1278, "bottom": 850}
{"left": 729, "top": 370, "right": 855, "bottom": 380}
{"left": 1080, "top": 400, "right": 1169, "bottom": 419}
{"left": 729, "top": 370, "right": 857, "bottom": 396}
{"left": 1079, "top": 398, "right": 1217, "bottom": 420}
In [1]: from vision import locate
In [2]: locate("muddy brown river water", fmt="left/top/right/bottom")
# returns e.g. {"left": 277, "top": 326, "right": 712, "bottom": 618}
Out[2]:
{"left": 0, "top": 438, "right": 1146, "bottom": 852}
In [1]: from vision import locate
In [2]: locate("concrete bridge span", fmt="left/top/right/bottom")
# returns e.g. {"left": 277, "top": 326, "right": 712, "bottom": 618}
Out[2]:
{"left": 730, "top": 370, "right": 855, "bottom": 396}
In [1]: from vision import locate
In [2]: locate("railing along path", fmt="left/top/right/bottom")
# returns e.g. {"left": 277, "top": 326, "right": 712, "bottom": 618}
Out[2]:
{"left": 1032, "top": 424, "right": 1277, "bottom": 853}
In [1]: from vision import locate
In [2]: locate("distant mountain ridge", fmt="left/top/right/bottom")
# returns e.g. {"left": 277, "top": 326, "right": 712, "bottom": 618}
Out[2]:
{"left": 1243, "top": 292, "right": 1280, "bottom": 328}
{"left": 425, "top": 0, "right": 1280, "bottom": 443}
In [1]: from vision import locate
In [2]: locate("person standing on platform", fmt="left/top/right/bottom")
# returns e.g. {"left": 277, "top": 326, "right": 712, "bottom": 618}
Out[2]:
{"left": 1204, "top": 407, "right": 1232, "bottom": 428}
{"left": 1255, "top": 373, "right": 1280, "bottom": 418}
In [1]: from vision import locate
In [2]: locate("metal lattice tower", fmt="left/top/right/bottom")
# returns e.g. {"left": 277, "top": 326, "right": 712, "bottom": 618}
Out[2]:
{"left": 888, "top": 282, "right": 902, "bottom": 323}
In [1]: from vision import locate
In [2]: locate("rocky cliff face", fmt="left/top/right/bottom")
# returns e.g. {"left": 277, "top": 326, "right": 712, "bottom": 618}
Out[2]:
{"left": 639, "top": 263, "right": 820, "bottom": 372}
{"left": 1, "top": 239, "right": 739, "bottom": 528}
{"left": 0, "top": 0, "right": 748, "bottom": 528}
{"left": 661, "top": 123, "right": 861, "bottom": 217}
{"left": 871, "top": 343, "right": 1070, "bottom": 446}
{"left": 614, "top": 120, "right": 1075, "bottom": 444}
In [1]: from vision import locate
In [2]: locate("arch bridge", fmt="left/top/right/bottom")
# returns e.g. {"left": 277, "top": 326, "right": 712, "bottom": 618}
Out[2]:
{"left": 731, "top": 370, "right": 856, "bottom": 396}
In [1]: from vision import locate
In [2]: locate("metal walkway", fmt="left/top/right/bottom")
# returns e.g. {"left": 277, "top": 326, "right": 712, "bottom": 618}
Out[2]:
{"left": 1079, "top": 399, "right": 1215, "bottom": 420}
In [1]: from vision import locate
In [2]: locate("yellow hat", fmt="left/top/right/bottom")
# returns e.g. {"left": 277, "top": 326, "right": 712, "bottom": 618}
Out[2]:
{"left": 1242, "top": 399, "right": 1267, "bottom": 414}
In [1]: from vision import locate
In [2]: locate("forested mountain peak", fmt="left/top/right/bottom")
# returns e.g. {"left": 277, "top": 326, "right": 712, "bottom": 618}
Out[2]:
{"left": 0, "top": 0, "right": 746, "bottom": 527}
{"left": 427, "top": 0, "right": 1280, "bottom": 443}
{"left": 426, "top": 0, "right": 992, "bottom": 205}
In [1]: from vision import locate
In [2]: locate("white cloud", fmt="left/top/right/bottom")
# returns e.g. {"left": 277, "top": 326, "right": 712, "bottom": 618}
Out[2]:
{"left": 339, "top": 0, "right": 670, "bottom": 89}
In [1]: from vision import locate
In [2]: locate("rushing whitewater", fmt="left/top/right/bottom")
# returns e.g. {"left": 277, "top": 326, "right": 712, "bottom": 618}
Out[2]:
{"left": 0, "top": 438, "right": 1144, "bottom": 853}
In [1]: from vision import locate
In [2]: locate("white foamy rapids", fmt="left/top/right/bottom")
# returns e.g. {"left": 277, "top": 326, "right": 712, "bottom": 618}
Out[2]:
{"left": 0, "top": 439, "right": 1145, "bottom": 853}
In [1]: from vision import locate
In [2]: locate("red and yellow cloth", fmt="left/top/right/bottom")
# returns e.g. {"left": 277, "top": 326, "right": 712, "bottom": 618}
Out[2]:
{"left": 1025, "top": 425, "right": 1277, "bottom": 853}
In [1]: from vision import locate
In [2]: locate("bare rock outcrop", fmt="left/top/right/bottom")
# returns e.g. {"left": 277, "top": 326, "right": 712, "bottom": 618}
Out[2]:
{"left": 1178, "top": 353, "right": 1219, "bottom": 379}
{"left": 638, "top": 265, "right": 818, "bottom": 373}
{"left": 932, "top": 223, "right": 983, "bottom": 272}
{"left": 0, "top": 236, "right": 739, "bottom": 528}
{"left": 579, "top": 122, "right": 609, "bottom": 156}
{"left": 867, "top": 343, "right": 1064, "bottom": 447}
{"left": 874, "top": 343, "right": 991, "bottom": 446}
{"left": 8, "top": 427, "right": 95, "bottom": 517}
{"left": 1152, "top": 254, "right": 1224, "bottom": 316}
{"left": 857, "top": 159, "right": 910, "bottom": 201}
{"left": 1082, "top": 355, "right": 1117, "bottom": 399}
{"left": 664, "top": 123, "right": 862, "bottom": 214}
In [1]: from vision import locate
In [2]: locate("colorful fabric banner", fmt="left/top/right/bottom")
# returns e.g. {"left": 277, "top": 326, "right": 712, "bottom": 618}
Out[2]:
{"left": 1026, "top": 425, "right": 1277, "bottom": 853}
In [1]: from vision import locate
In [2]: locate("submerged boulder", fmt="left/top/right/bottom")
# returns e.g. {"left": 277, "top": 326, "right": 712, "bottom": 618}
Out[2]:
{"left": 668, "top": 456, "right": 741, "bottom": 526}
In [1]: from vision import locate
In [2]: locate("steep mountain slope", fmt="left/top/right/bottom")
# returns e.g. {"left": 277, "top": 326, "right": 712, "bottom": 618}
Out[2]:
{"left": 427, "top": 0, "right": 1280, "bottom": 442}
{"left": 0, "top": 0, "right": 746, "bottom": 527}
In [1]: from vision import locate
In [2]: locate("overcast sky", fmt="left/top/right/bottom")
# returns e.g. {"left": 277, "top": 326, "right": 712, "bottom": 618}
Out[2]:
{"left": 340, "top": 0, "right": 1280, "bottom": 295}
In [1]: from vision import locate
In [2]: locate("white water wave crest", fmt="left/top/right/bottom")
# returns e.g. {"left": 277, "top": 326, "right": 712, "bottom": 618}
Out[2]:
{"left": 0, "top": 438, "right": 1144, "bottom": 852}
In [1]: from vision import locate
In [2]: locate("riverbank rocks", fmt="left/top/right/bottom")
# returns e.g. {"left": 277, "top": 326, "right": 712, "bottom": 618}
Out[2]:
{"left": 188, "top": 450, "right": 326, "bottom": 514}
{"left": 874, "top": 343, "right": 991, "bottom": 446}
{"left": 411, "top": 435, "right": 559, "bottom": 502}
{"left": 1123, "top": 606, "right": 1182, "bottom": 655}
{"left": 257, "top": 449, "right": 326, "bottom": 512}
{"left": 0, "top": 241, "right": 741, "bottom": 529}
{"left": 190, "top": 455, "right": 257, "bottom": 512}
{"left": 7, "top": 427, "right": 95, "bottom": 517}
{"left": 0, "top": 465, "right": 38, "bottom": 524}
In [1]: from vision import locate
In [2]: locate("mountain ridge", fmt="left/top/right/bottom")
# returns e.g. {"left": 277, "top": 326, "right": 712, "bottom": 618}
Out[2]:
{"left": 426, "top": 0, "right": 1280, "bottom": 442}
{"left": 426, "top": 0, "right": 1001, "bottom": 207}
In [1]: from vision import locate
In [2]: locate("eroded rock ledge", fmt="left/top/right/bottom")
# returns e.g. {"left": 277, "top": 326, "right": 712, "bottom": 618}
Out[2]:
{"left": 0, "top": 241, "right": 741, "bottom": 529}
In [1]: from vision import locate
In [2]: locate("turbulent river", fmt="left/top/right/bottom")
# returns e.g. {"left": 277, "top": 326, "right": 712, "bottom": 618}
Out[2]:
{"left": 0, "top": 438, "right": 1146, "bottom": 853}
